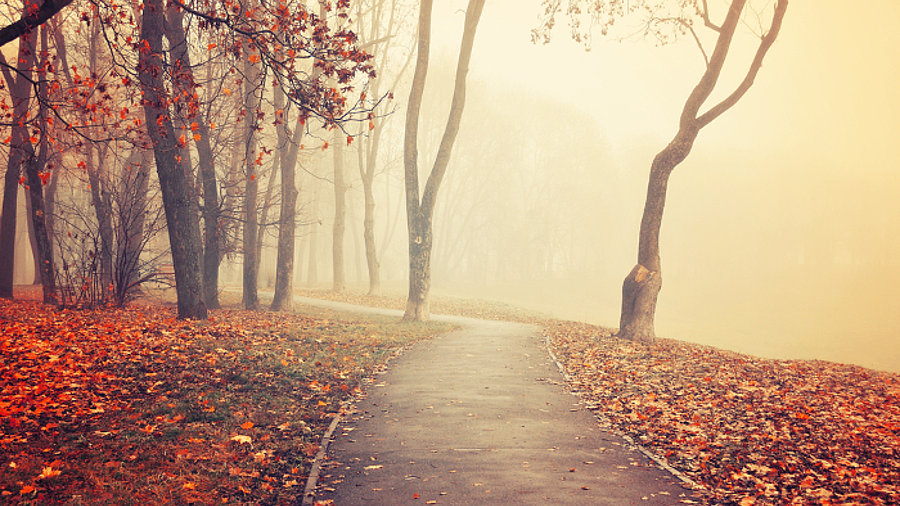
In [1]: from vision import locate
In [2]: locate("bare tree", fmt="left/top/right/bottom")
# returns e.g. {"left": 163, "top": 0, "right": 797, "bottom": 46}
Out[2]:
{"left": 535, "top": 0, "right": 789, "bottom": 340}
{"left": 402, "top": 0, "right": 485, "bottom": 321}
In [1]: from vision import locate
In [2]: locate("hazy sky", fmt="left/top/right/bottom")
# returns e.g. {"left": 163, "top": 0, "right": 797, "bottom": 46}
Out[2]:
{"left": 425, "top": 0, "right": 900, "bottom": 371}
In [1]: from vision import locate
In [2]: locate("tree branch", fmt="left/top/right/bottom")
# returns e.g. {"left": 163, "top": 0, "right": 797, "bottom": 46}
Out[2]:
{"left": 679, "top": 0, "right": 747, "bottom": 129}
{"left": 697, "top": 0, "right": 788, "bottom": 128}
{"left": 0, "top": 0, "right": 74, "bottom": 48}
{"left": 701, "top": 0, "right": 721, "bottom": 31}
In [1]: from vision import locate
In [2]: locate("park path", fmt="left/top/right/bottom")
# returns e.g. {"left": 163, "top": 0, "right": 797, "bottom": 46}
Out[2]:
{"left": 293, "top": 296, "right": 700, "bottom": 505}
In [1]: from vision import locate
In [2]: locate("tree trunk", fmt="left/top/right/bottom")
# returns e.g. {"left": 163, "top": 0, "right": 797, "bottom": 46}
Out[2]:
{"left": 0, "top": 25, "right": 37, "bottom": 298}
{"left": 121, "top": 148, "right": 152, "bottom": 297}
{"left": 85, "top": 143, "right": 115, "bottom": 291}
{"left": 139, "top": 0, "right": 206, "bottom": 319}
{"left": 85, "top": 23, "right": 115, "bottom": 293}
{"left": 405, "top": 211, "right": 432, "bottom": 320}
{"left": 617, "top": 136, "right": 692, "bottom": 341}
{"left": 241, "top": 48, "right": 262, "bottom": 310}
{"left": 616, "top": 0, "right": 788, "bottom": 341}
{"left": 402, "top": 0, "right": 485, "bottom": 321}
{"left": 164, "top": 2, "right": 221, "bottom": 309}
{"left": 332, "top": 129, "right": 346, "bottom": 293}
{"left": 358, "top": 132, "right": 380, "bottom": 295}
{"left": 270, "top": 87, "right": 304, "bottom": 311}
{"left": 25, "top": 24, "right": 56, "bottom": 303}
{"left": 24, "top": 182, "right": 40, "bottom": 285}
{"left": 25, "top": 126, "right": 55, "bottom": 304}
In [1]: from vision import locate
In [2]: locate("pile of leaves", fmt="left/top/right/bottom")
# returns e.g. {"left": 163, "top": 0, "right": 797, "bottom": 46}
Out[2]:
{"left": 545, "top": 320, "right": 900, "bottom": 505}
{"left": 0, "top": 291, "right": 452, "bottom": 504}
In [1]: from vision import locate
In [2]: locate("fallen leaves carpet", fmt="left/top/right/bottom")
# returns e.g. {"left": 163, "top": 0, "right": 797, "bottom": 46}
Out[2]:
{"left": 0, "top": 293, "right": 451, "bottom": 504}
{"left": 545, "top": 320, "right": 900, "bottom": 505}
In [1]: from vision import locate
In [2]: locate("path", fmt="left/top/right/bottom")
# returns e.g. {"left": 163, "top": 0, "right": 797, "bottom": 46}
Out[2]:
{"left": 293, "top": 296, "right": 700, "bottom": 505}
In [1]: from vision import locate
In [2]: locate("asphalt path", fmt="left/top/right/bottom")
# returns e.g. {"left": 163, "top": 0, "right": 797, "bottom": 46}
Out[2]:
{"left": 293, "top": 296, "right": 700, "bottom": 505}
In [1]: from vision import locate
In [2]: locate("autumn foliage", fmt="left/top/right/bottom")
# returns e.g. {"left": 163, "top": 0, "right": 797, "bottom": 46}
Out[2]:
{"left": 0, "top": 289, "right": 450, "bottom": 503}
{"left": 545, "top": 321, "right": 900, "bottom": 505}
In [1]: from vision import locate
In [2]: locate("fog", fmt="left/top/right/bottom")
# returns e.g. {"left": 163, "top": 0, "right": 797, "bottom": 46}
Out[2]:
{"left": 11, "top": 1, "right": 897, "bottom": 372}
{"left": 397, "top": 0, "right": 900, "bottom": 373}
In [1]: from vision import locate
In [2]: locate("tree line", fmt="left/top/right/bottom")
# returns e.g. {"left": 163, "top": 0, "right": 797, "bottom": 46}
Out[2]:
{"left": 0, "top": 0, "right": 788, "bottom": 342}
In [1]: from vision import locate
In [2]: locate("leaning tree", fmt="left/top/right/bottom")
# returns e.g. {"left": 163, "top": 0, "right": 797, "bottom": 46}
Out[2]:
{"left": 535, "top": 0, "right": 788, "bottom": 340}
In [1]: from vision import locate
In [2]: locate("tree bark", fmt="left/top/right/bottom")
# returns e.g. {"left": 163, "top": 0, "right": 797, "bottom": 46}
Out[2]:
{"left": 358, "top": 136, "right": 380, "bottom": 294}
{"left": 270, "top": 87, "right": 304, "bottom": 311}
{"left": 332, "top": 128, "right": 346, "bottom": 293}
{"left": 164, "top": 2, "right": 221, "bottom": 309}
{"left": 139, "top": 0, "right": 207, "bottom": 319}
{"left": 402, "top": 0, "right": 485, "bottom": 321}
{"left": 0, "top": 24, "right": 37, "bottom": 298}
{"left": 241, "top": 47, "right": 262, "bottom": 310}
{"left": 120, "top": 148, "right": 152, "bottom": 298}
{"left": 617, "top": 0, "right": 787, "bottom": 340}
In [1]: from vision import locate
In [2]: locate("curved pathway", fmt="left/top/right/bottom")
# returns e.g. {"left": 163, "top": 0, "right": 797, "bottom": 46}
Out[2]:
{"left": 294, "top": 296, "right": 699, "bottom": 505}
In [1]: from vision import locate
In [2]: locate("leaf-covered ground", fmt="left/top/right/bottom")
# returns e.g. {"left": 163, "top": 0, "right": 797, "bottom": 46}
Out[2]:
{"left": 544, "top": 320, "right": 900, "bottom": 505}
{"left": 0, "top": 288, "right": 453, "bottom": 504}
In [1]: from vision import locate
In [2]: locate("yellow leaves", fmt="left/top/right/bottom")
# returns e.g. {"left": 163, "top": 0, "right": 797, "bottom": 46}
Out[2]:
{"left": 223, "top": 88, "right": 232, "bottom": 96}
{"left": 231, "top": 435, "right": 252, "bottom": 444}
{"left": 38, "top": 466, "right": 61, "bottom": 480}
{"left": 183, "top": 482, "right": 196, "bottom": 490}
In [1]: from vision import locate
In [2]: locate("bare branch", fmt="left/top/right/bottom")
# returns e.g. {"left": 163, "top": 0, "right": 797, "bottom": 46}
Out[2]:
{"left": 701, "top": 0, "right": 721, "bottom": 31}
{"left": 697, "top": 0, "right": 788, "bottom": 128}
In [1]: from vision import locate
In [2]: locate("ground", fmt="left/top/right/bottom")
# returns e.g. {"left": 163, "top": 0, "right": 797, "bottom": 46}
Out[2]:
{"left": 1, "top": 286, "right": 898, "bottom": 505}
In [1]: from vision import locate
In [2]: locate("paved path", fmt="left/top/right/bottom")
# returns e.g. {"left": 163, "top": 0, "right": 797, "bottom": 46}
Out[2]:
{"left": 294, "top": 296, "right": 700, "bottom": 505}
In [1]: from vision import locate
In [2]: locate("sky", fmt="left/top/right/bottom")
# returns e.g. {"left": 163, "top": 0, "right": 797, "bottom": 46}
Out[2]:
{"left": 421, "top": 0, "right": 900, "bottom": 372}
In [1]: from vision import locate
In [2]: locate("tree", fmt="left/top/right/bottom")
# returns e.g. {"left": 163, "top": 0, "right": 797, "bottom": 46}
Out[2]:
{"left": 0, "top": 14, "right": 38, "bottom": 299}
{"left": 138, "top": 0, "right": 208, "bottom": 319}
{"left": 353, "top": 0, "right": 415, "bottom": 296}
{"left": 164, "top": 1, "right": 222, "bottom": 309}
{"left": 402, "top": 0, "right": 485, "bottom": 321}
{"left": 535, "top": 0, "right": 788, "bottom": 340}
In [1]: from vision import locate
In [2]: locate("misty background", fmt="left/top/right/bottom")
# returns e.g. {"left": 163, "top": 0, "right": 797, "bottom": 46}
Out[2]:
{"left": 10, "top": 0, "right": 899, "bottom": 372}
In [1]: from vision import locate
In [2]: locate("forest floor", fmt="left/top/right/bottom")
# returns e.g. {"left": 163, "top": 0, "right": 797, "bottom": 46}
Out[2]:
{"left": 297, "top": 288, "right": 900, "bottom": 506}
{"left": 0, "top": 286, "right": 454, "bottom": 504}
{"left": 1, "top": 286, "right": 897, "bottom": 505}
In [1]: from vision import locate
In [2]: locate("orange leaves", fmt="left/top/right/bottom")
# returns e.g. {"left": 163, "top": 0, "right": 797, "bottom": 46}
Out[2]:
{"left": 544, "top": 320, "right": 900, "bottom": 505}
{"left": 240, "top": 421, "right": 254, "bottom": 430}
{"left": 248, "top": 53, "right": 260, "bottom": 64}
{"left": 207, "top": 43, "right": 217, "bottom": 51}
{"left": 178, "top": 134, "right": 187, "bottom": 146}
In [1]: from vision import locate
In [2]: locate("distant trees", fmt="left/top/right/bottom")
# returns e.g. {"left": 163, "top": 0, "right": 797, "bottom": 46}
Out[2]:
{"left": 535, "top": 0, "right": 789, "bottom": 340}
{"left": 402, "top": 0, "right": 485, "bottom": 321}
{"left": 0, "top": 0, "right": 376, "bottom": 318}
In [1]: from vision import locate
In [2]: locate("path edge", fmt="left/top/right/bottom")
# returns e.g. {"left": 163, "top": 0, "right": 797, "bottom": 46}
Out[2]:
{"left": 541, "top": 331, "right": 705, "bottom": 491}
